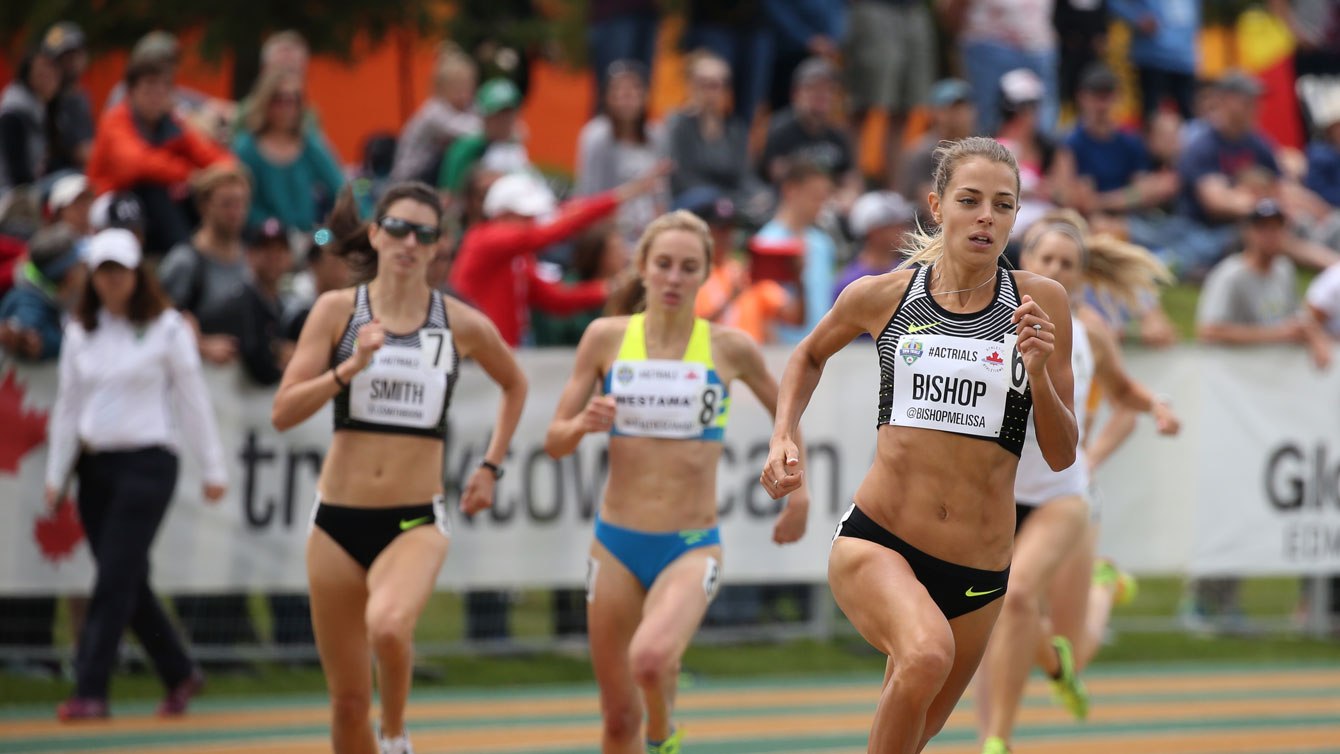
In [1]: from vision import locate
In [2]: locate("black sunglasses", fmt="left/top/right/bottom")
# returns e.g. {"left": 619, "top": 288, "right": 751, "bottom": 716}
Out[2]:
{"left": 378, "top": 216, "right": 440, "bottom": 245}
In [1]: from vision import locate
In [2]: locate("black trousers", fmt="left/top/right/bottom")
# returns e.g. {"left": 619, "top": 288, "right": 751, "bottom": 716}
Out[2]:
{"left": 1137, "top": 66, "right": 1195, "bottom": 124}
{"left": 74, "top": 447, "right": 193, "bottom": 698}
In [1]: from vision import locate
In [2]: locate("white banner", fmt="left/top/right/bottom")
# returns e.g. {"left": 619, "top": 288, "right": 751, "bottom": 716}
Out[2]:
{"left": 0, "top": 343, "right": 1335, "bottom": 594}
{"left": 1190, "top": 347, "right": 1340, "bottom": 576}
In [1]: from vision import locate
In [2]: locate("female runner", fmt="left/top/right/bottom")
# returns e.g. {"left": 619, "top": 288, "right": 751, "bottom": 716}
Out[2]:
{"left": 975, "top": 223, "right": 1180, "bottom": 754}
{"left": 271, "top": 182, "right": 527, "bottom": 754}
{"left": 762, "top": 137, "right": 1078, "bottom": 754}
{"left": 545, "top": 210, "right": 810, "bottom": 754}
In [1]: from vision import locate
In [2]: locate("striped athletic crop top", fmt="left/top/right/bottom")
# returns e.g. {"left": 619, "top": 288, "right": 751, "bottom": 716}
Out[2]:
{"left": 876, "top": 264, "right": 1033, "bottom": 456}
{"left": 601, "top": 313, "right": 729, "bottom": 441}
{"left": 332, "top": 285, "right": 457, "bottom": 438}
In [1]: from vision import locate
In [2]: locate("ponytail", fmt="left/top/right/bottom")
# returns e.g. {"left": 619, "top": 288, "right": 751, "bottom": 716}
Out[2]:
{"left": 1084, "top": 234, "right": 1172, "bottom": 310}
{"left": 321, "top": 180, "right": 443, "bottom": 283}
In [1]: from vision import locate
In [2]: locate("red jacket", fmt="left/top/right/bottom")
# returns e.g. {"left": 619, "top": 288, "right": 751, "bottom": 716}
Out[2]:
{"left": 87, "top": 102, "right": 231, "bottom": 193}
{"left": 450, "top": 194, "right": 618, "bottom": 346}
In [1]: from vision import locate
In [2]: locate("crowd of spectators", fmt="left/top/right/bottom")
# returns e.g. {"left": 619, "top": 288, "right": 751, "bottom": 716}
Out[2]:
{"left": 5, "top": 0, "right": 1340, "bottom": 660}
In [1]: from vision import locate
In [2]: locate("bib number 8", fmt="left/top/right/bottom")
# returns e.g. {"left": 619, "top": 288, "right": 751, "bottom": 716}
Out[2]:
{"left": 699, "top": 386, "right": 721, "bottom": 426}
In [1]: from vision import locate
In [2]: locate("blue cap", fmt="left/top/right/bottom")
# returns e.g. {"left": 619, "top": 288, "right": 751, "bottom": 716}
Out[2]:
{"left": 673, "top": 186, "right": 735, "bottom": 226}
{"left": 929, "top": 78, "right": 972, "bottom": 107}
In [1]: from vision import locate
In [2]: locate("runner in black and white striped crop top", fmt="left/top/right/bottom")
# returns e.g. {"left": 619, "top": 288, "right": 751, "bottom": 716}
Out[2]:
{"left": 331, "top": 283, "right": 457, "bottom": 437}
{"left": 876, "top": 263, "right": 1033, "bottom": 456}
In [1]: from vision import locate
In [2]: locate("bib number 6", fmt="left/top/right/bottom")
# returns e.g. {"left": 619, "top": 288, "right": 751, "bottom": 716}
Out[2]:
{"left": 1006, "top": 334, "right": 1028, "bottom": 394}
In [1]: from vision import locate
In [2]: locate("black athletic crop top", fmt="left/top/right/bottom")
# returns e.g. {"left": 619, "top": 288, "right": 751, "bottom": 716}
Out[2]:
{"left": 876, "top": 263, "right": 1033, "bottom": 456}
{"left": 332, "top": 285, "right": 457, "bottom": 438}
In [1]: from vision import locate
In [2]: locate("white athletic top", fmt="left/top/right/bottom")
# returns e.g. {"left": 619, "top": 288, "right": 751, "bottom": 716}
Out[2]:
{"left": 1014, "top": 313, "right": 1092, "bottom": 505}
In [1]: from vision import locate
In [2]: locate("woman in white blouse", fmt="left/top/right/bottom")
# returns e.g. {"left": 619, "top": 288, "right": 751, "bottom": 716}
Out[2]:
{"left": 46, "top": 228, "right": 228, "bottom": 722}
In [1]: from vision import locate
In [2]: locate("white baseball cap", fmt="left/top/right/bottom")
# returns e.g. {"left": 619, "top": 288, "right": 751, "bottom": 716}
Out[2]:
{"left": 86, "top": 228, "right": 142, "bottom": 269}
{"left": 1000, "top": 68, "right": 1046, "bottom": 107}
{"left": 849, "top": 191, "right": 915, "bottom": 238}
{"left": 483, "top": 172, "right": 557, "bottom": 219}
{"left": 47, "top": 174, "right": 91, "bottom": 214}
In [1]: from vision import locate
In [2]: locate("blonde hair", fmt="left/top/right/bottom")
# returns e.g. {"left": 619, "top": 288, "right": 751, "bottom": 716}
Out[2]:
{"left": 245, "top": 69, "right": 304, "bottom": 136}
{"left": 901, "top": 137, "right": 1020, "bottom": 268}
{"left": 1022, "top": 219, "right": 1171, "bottom": 309}
{"left": 606, "top": 210, "right": 713, "bottom": 315}
{"left": 433, "top": 47, "right": 477, "bottom": 92}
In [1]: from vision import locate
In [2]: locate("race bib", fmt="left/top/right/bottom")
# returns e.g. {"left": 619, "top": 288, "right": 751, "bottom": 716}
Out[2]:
{"left": 890, "top": 333, "right": 1020, "bottom": 438}
{"left": 419, "top": 328, "right": 456, "bottom": 374}
{"left": 607, "top": 359, "right": 721, "bottom": 439}
{"left": 349, "top": 343, "right": 447, "bottom": 429}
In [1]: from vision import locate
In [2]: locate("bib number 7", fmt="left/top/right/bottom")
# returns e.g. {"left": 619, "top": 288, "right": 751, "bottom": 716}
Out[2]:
{"left": 420, "top": 328, "right": 454, "bottom": 373}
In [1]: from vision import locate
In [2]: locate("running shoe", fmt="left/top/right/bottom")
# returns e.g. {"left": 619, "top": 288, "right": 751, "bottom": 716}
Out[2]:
{"left": 647, "top": 726, "right": 682, "bottom": 753}
{"left": 1093, "top": 558, "right": 1138, "bottom": 606}
{"left": 1049, "top": 635, "right": 1089, "bottom": 721}
{"left": 981, "top": 735, "right": 1010, "bottom": 754}
{"left": 379, "top": 730, "right": 414, "bottom": 754}
{"left": 158, "top": 669, "right": 205, "bottom": 717}
{"left": 56, "top": 696, "right": 109, "bottom": 721}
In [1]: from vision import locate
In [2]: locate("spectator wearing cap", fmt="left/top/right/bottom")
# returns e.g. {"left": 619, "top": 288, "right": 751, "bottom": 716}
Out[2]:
{"left": 219, "top": 218, "right": 296, "bottom": 386}
{"left": 843, "top": 0, "right": 937, "bottom": 183}
{"left": 1109, "top": 0, "right": 1198, "bottom": 122}
{"left": 158, "top": 166, "right": 252, "bottom": 366}
{"left": 0, "top": 222, "right": 86, "bottom": 361}
{"left": 947, "top": 0, "right": 1060, "bottom": 135}
{"left": 531, "top": 220, "right": 630, "bottom": 346}
{"left": 1173, "top": 71, "right": 1338, "bottom": 276}
{"left": 752, "top": 158, "right": 835, "bottom": 343}
{"left": 88, "top": 191, "right": 146, "bottom": 241}
{"left": 995, "top": 68, "right": 1060, "bottom": 237}
{"left": 47, "top": 174, "right": 94, "bottom": 236}
{"left": 87, "top": 56, "right": 233, "bottom": 254}
{"left": 575, "top": 60, "right": 668, "bottom": 245}
{"left": 761, "top": 0, "right": 846, "bottom": 113}
{"left": 1055, "top": 63, "right": 1179, "bottom": 217}
{"left": 666, "top": 52, "right": 768, "bottom": 212}
{"left": 684, "top": 186, "right": 803, "bottom": 343}
{"left": 760, "top": 57, "right": 861, "bottom": 211}
{"left": 0, "top": 48, "right": 61, "bottom": 193}
{"left": 233, "top": 67, "right": 344, "bottom": 231}
{"left": 834, "top": 191, "right": 914, "bottom": 300}
{"left": 1304, "top": 97, "right": 1340, "bottom": 208}
{"left": 1197, "top": 199, "right": 1331, "bottom": 368}
{"left": 47, "top": 228, "right": 225, "bottom": 721}
{"left": 41, "top": 22, "right": 95, "bottom": 173}
{"left": 438, "top": 78, "right": 530, "bottom": 195}
{"left": 451, "top": 165, "right": 666, "bottom": 346}
{"left": 588, "top": 0, "right": 661, "bottom": 104}
{"left": 391, "top": 48, "right": 482, "bottom": 183}
{"left": 898, "top": 79, "right": 977, "bottom": 217}
{"left": 681, "top": 0, "right": 774, "bottom": 127}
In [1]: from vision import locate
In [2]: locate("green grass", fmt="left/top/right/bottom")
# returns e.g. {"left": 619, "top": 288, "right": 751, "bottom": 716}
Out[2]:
{"left": 5, "top": 576, "right": 1339, "bottom": 709}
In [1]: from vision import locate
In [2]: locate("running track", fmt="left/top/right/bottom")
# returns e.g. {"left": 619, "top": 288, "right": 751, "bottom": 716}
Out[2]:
{"left": 2, "top": 663, "right": 1338, "bottom": 753}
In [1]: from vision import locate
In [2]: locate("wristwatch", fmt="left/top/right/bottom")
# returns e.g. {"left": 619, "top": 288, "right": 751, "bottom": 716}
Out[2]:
{"left": 480, "top": 460, "right": 504, "bottom": 480}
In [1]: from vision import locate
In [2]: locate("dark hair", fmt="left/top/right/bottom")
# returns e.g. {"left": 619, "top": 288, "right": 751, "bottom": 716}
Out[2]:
{"left": 571, "top": 221, "right": 618, "bottom": 281}
{"left": 125, "top": 57, "right": 170, "bottom": 88}
{"left": 77, "top": 265, "right": 171, "bottom": 332}
{"left": 604, "top": 60, "right": 650, "bottom": 146}
{"left": 324, "top": 181, "right": 442, "bottom": 282}
{"left": 780, "top": 157, "right": 832, "bottom": 187}
{"left": 17, "top": 49, "right": 53, "bottom": 90}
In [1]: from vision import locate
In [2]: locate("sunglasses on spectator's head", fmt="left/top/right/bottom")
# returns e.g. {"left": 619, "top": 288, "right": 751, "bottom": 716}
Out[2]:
{"left": 378, "top": 216, "right": 440, "bottom": 244}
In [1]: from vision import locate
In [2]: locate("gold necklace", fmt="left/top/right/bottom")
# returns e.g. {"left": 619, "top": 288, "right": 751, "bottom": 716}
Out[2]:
{"left": 929, "top": 266, "right": 996, "bottom": 297}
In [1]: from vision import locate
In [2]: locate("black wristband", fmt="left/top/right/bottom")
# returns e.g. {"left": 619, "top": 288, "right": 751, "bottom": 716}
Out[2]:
{"left": 331, "top": 368, "right": 349, "bottom": 390}
{"left": 480, "top": 460, "right": 504, "bottom": 479}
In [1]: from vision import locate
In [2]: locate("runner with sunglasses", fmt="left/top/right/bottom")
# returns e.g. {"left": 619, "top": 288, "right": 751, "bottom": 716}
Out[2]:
{"left": 272, "top": 181, "right": 528, "bottom": 754}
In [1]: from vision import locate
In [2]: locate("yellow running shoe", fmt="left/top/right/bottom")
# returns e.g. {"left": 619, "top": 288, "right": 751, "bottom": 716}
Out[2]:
{"left": 1093, "top": 558, "right": 1139, "bottom": 606}
{"left": 647, "top": 727, "right": 682, "bottom": 754}
{"left": 1049, "top": 635, "right": 1090, "bottom": 721}
{"left": 981, "top": 735, "right": 1011, "bottom": 754}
